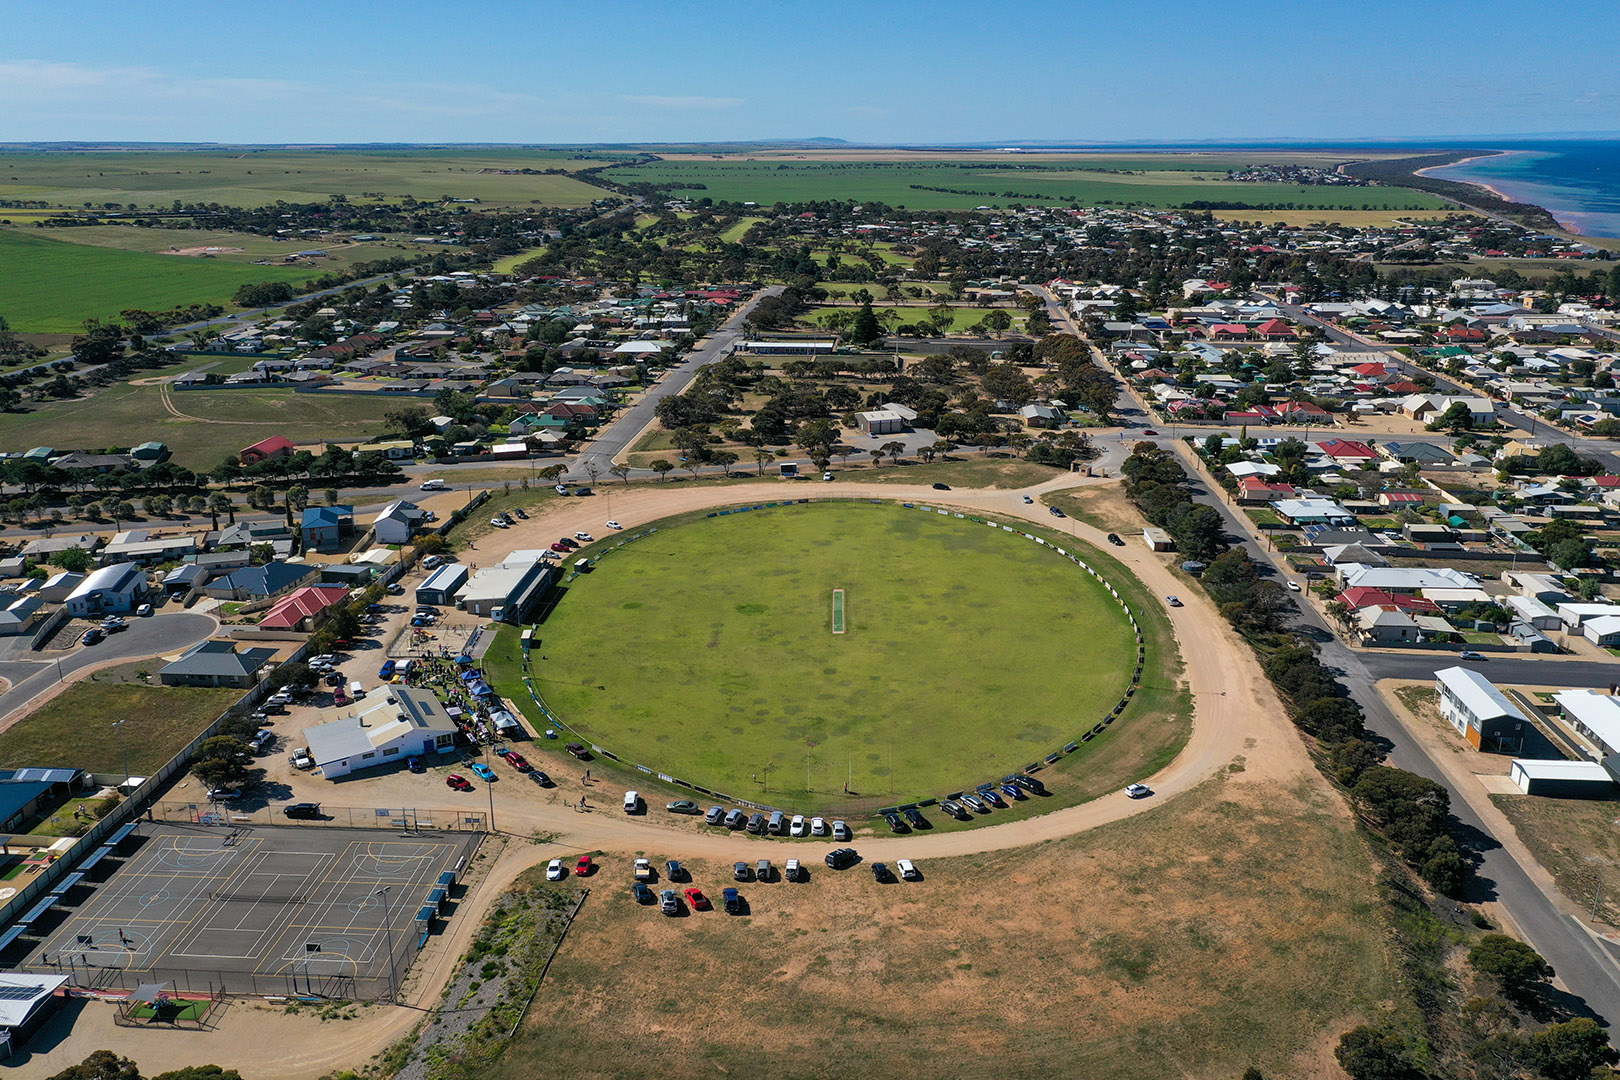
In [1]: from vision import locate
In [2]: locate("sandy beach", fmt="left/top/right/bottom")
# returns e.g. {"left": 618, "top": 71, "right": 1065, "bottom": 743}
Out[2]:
{"left": 1414, "top": 150, "right": 1514, "bottom": 201}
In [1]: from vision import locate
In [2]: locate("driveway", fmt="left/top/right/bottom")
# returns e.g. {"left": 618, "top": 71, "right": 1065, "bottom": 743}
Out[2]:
{"left": 0, "top": 612, "right": 218, "bottom": 724}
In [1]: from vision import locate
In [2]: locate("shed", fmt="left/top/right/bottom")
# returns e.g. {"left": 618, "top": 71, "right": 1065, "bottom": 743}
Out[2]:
{"left": 1509, "top": 758, "right": 1617, "bottom": 797}
{"left": 1142, "top": 527, "right": 1174, "bottom": 552}
{"left": 417, "top": 564, "right": 469, "bottom": 607}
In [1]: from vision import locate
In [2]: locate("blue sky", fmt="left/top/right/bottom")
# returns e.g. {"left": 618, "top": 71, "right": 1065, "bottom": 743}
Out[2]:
{"left": 4, "top": 0, "right": 1618, "bottom": 144}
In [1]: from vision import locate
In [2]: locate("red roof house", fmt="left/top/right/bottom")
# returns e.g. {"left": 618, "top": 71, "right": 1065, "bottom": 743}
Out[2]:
{"left": 258, "top": 585, "right": 350, "bottom": 631}
{"left": 1315, "top": 438, "right": 1378, "bottom": 462}
{"left": 1255, "top": 318, "right": 1297, "bottom": 340}
{"left": 240, "top": 436, "right": 296, "bottom": 465}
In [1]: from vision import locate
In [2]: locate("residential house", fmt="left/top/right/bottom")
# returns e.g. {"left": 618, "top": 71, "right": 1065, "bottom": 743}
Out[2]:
{"left": 203, "top": 562, "right": 319, "bottom": 602}
{"left": 239, "top": 436, "right": 296, "bottom": 465}
{"left": 1020, "top": 404, "right": 1065, "bottom": 428}
{"left": 63, "top": 563, "right": 149, "bottom": 616}
{"left": 301, "top": 506, "right": 355, "bottom": 553}
{"left": 372, "top": 500, "right": 428, "bottom": 545}
{"left": 1435, "top": 667, "right": 1529, "bottom": 750}
{"left": 257, "top": 584, "right": 350, "bottom": 631}
{"left": 159, "top": 640, "right": 278, "bottom": 689}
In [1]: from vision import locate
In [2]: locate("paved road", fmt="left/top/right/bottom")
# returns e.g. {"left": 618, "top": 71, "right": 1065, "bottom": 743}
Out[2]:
{"left": 1359, "top": 652, "right": 1620, "bottom": 688}
{"left": 1030, "top": 281, "right": 1620, "bottom": 1023}
{"left": 0, "top": 613, "right": 218, "bottom": 724}
{"left": 565, "top": 287, "right": 784, "bottom": 483}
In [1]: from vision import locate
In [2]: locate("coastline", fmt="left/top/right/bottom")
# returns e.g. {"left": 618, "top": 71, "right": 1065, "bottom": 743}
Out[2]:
{"left": 1413, "top": 148, "right": 1585, "bottom": 234}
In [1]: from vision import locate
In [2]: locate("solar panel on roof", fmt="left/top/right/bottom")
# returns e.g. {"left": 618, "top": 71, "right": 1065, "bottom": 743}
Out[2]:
{"left": 0, "top": 985, "right": 41, "bottom": 1000}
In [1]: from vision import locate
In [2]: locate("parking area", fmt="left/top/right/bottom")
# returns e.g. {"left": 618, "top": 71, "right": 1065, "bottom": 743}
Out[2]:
{"left": 18, "top": 823, "right": 479, "bottom": 1000}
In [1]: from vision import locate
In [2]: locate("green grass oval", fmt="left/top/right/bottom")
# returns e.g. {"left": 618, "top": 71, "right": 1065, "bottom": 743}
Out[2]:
{"left": 530, "top": 502, "right": 1137, "bottom": 805}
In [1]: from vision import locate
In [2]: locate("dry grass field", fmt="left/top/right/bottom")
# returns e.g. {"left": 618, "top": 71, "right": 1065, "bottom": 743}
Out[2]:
{"left": 491, "top": 770, "right": 1396, "bottom": 1080}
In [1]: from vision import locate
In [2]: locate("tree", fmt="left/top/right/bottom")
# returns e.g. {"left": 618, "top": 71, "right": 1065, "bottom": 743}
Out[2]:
{"left": 583, "top": 462, "right": 601, "bottom": 487}
{"left": 152, "top": 1067, "right": 246, "bottom": 1080}
{"left": 851, "top": 299, "right": 883, "bottom": 348}
{"left": 50, "top": 547, "right": 92, "bottom": 573}
{"left": 285, "top": 485, "right": 309, "bottom": 513}
{"left": 384, "top": 405, "right": 436, "bottom": 439}
{"left": 191, "top": 735, "right": 250, "bottom": 788}
{"left": 753, "top": 449, "right": 775, "bottom": 475}
{"left": 1427, "top": 401, "right": 1476, "bottom": 432}
{"left": 249, "top": 542, "right": 275, "bottom": 566}
{"left": 650, "top": 459, "right": 674, "bottom": 481}
{"left": 1334, "top": 1026, "right": 1420, "bottom": 1080}
{"left": 882, "top": 441, "right": 905, "bottom": 465}
{"left": 1468, "top": 934, "right": 1553, "bottom": 996}
{"left": 712, "top": 449, "right": 739, "bottom": 476}
{"left": 44, "top": 1050, "right": 142, "bottom": 1080}
{"left": 610, "top": 463, "right": 631, "bottom": 485}
{"left": 1531, "top": 1018, "right": 1619, "bottom": 1080}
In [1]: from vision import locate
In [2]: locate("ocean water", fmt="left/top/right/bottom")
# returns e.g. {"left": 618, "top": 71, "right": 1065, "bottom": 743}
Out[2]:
{"left": 1427, "top": 140, "right": 1620, "bottom": 238}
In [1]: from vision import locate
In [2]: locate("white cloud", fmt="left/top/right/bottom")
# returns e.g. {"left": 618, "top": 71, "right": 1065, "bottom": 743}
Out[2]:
{"left": 619, "top": 95, "right": 744, "bottom": 110}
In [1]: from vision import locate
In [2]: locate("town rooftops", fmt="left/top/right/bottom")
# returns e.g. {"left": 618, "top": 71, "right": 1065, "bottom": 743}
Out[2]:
{"left": 258, "top": 585, "right": 350, "bottom": 630}
{"left": 161, "top": 639, "right": 278, "bottom": 680}
{"left": 1435, "top": 666, "right": 1528, "bottom": 723}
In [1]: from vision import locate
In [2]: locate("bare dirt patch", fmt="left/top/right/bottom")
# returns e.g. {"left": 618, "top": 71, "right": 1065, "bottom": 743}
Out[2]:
{"left": 158, "top": 245, "right": 247, "bottom": 257}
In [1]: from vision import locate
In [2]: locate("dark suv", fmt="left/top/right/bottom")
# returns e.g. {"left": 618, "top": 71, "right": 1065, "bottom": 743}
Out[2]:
{"left": 282, "top": 802, "right": 322, "bottom": 820}
{"left": 824, "top": 847, "right": 860, "bottom": 870}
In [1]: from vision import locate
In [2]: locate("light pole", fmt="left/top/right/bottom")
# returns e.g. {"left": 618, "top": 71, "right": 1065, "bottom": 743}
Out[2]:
{"left": 374, "top": 886, "right": 399, "bottom": 1003}
{"left": 112, "top": 719, "right": 130, "bottom": 788}
{"left": 483, "top": 740, "right": 497, "bottom": 833}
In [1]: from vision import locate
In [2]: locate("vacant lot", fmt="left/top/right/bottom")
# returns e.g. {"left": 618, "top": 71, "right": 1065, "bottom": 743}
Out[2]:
{"left": 0, "top": 228, "right": 320, "bottom": 333}
{"left": 514, "top": 502, "right": 1139, "bottom": 808}
{"left": 492, "top": 768, "right": 1395, "bottom": 1080}
{"left": 0, "top": 383, "right": 401, "bottom": 468}
{"left": 1491, "top": 792, "right": 1620, "bottom": 925}
{"left": 599, "top": 157, "right": 1449, "bottom": 211}
{"left": 843, "top": 459, "right": 1063, "bottom": 490}
{"left": 0, "top": 149, "right": 614, "bottom": 209}
{"left": 0, "top": 670, "right": 239, "bottom": 775}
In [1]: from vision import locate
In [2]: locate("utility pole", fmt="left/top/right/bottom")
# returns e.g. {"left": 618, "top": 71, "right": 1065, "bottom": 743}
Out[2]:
{"left": 375, "top": 886, "right": 399, "bottom": 1003}
{"left": 113, "top": 719, "right": 130, "bottom": 788}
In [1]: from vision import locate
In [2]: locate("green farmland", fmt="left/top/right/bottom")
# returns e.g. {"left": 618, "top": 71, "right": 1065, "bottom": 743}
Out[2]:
{"left": 510, "top": 502, "right": 1143, "bottom": 810}
{"left": 601, "top": 157, "right": 1450, "bottom": 211}
{"left": 0, "top": 382, "right": 400, "bottom": 466}
{"left": 0, "top": 228, "right": 321, "bottom": 334}
{"left": 0, "top": 148, "right": 618, "bottom": 210}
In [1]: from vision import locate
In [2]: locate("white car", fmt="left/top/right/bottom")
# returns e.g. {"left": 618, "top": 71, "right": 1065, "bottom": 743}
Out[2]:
{"left": 546, "top": 858, "right": 566, "bottom": 881}
{"left": 1286, "top": 581, "right": 1302, "bottom": 592}
{"left": 490, "top": 518, "right": 510, "bottom": 528}
{"left": 606, "top": 520, "right": 623, "bottom": 530}
{"left": 897, "top": 858, "right": 921, "bottom": 881}
{"left": 1125, "top": 783, "right": 1153, "bottom": 799}
{"left": 789, "top": 814, "right": 807, "bottom": 837}
{"left": 574, "top": 531, "right": 594, "bottom": 542}
{"left": 1165, "top": 595, "right": 1183, "bottom": 608}
{"left": 810, "top": 816, "right": 827, "bottom": 836}
{"left": 136, "top": 603, "right": 154, "bottom": 617}
{"left": 831, "top": 820, "right": 850, "bottom": 841}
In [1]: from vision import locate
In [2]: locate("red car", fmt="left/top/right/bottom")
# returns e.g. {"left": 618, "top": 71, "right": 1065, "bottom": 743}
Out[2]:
{"left": 549, "top": 543, "right": 572, "bottom": 553}
{"left": 575, "top": 855, "right": 593, "bottom": 877}
{"left": 445, "top": 774, "right": 473, "bottom": 792}
{"left": 498, "top": 749, "right": 531, "bottom": 772}
{"left": 684, "top": 887, "right": 710, "bottom": 911}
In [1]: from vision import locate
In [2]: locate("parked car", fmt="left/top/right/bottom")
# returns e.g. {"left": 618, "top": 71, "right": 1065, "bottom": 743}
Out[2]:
{"left": 746, "top": 812, "right": 766, "bottom": 834}
{"left": 633, "top": 858, "right": 654, "bottom": 882}
{"left": 1107, "top": 533, "right": 1124, "bottom": 546}
{"left": 469, "top": 762, "right": 497, "bottom": 782}
{"left": 283, "top": 802, "right": 322, "bottom": 820}
{"left": 723, "top": 808, "right": 746, "bottom": 830}
{"left": 685, "top": 887, "right": 710, "bottom": 911}
{"left": 1165, "top": 595, "right": 1183, "bottom": 607}
{"left": 80, "top": 628, "right": 104, "bottom": 646}
{"left": 755, "top": 859, "right": 773, "bottom": 882}
{"left": 549, "top": 543, "right": 572, "bottom": 554}
{"left": 136, "top": 603, "right": 154, "bottom": 616}
{"left": 546, "top": 859, "right": 566, "bottom": 881}
{"left": 723, "top": 887, "right": 743, "bottom": 914}
{"left": 1000, "top": 783, "right": 1025, "bottom": 801}
{"left": 733, "top": 861, "right": 751, "bottom": 882}
{"left": 632, "top": 882, "right": 654, "bottom": 904}
{"left": 565, "top": 743, "right": 590, "bottom": 760}
{"left": 1287, "top": 580, "right": 1302, "bottom": 592}
{"left": 789, "top": 814, "right": 807, "bottom": 836}
{"left": 666, "top": 860, "right": 685, "bottom": 882}
{"left": 978, "top": 787, "right": 1006, "bottom": 808}
{"left": 1125, "top": 783, "right": 1153, "bottom": 799}
{"left": 940, "top": 800, "right": 969, "bottom": 821}
{"left": 606, "top": 520, "right": 623, "bottom": 530}
{"left": 884, "top": 812, "right": 909, "bottom": 834}
{"left": 932, "top": 482, "right": 950, "bottom": 490}
{"left": 575, "top": 855, "right": 593, "bottom": 877}
{"left": 897, "top": 859, "right": 921, "bottom": 881}
{"left": 445, "top": 774, "right": 473, "bottom": 792}
{"left": 785, "top": 858, "right": 803, "bottom": 881}
{"left": 499, "top": 750, "right": 531, "bottom": 772}
{"left": 573, "top": 531, "right": 594, "bottom": 542}
{"left": 529, "top": 770, "right": 552, "bottom": 787}
{"left": 512, "top": 507, "right": 528, "bottom": 518}
{"left": 871, "top": 862, "right": 894, "bottom": 883}
{"left": 704, "top": 806, "right": 725, "bottom": 825}
{"left": 1022, "top": 495, "right": 1034, "bottom": 503}
{"left": 623, "top": 790, "right": 641, "bottom": 813}
{"left": 810, "top": 816, "right": 827, "bottom": 836}
{"left": 666, "top": 800, "right": 700, "bottom": 815}
{"left": 379, "top": 660, "right": 397, "bottom": 679}
{"left": 208, "top": 787, "right": 242, "bottom": 801}
{"left": 824, "top": 847, "right": 859, "bottom": 870}
{"left": 831, "top": 820, "right": 851, "bottom": 841}
{"left": 556, "top": 537, "right": 578, "bottom": 549}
